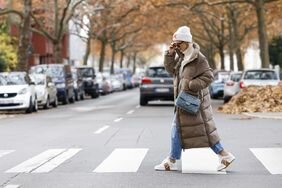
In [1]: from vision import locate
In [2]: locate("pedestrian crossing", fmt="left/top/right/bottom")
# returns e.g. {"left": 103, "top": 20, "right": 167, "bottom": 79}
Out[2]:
{"left": 0, "top": 148, "right": 282, "bottom": 174}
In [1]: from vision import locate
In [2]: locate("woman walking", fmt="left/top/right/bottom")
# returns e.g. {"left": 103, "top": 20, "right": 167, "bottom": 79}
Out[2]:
{"left": 154, "top": 26, "right": 235, "bottom": 171}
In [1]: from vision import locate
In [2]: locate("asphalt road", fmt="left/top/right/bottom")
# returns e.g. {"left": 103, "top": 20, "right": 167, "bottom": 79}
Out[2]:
{"left": 0, "top": 88, "right": 281, "bottom": 188}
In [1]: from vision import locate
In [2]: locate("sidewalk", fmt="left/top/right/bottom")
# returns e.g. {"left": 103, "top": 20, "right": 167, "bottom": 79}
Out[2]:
{"left": 243, "top": 112, "right": 282, "bottom": 120}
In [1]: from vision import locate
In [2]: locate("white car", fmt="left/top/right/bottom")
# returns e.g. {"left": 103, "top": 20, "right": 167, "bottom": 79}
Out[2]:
{"left": 239, "top": 69, "right": 280, "bottom": 88}
{"left": 30, "top": 74, "right": 58, "bottom": 109}
{"left": 223, "top": 72, "right": 242, "bottom": 103}
{"left": 0, "top": 72, "right": 38, "bottom": 113}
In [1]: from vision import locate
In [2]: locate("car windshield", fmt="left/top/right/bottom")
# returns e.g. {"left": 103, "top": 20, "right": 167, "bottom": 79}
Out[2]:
{"left": 230, "top": 73, "right": 242, "bottom": 82}
{"left": 244, "top": 70, "right": 278, "bottom": 80}
{"left": 79, "top": 68, "right": 93, "bottom": 77}
{"left": 146, "top": 67, "right": 172, "bottom": 78}
{"left": 30, "top": 66, "right": 64, "bottom": 78}
{"left": 0, "top": 74, "right": 28, "bottom": 85}
{"left": 32, "top": 76, "right": 45, "bottom": 85}
{"left": 215, "top": 72, "right": 230, "bottom": 82}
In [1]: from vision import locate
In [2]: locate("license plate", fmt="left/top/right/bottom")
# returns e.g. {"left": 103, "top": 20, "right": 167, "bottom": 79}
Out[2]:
{"left": 0, "top": 100, "right": 14, "bottom": 104}
{"left": 155, "top": 88, "right": 169, "bottom": 93}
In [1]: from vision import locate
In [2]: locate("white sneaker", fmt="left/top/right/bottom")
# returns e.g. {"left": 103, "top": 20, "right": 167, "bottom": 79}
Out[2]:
{"left": 154, "top": 157, "right": 178, "bottom": 171}
{"left": 217, "top": 152, "right": 235, "bottom": 171}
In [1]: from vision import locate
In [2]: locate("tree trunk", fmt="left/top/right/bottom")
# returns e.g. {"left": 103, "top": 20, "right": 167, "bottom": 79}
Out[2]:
{"left": 83, "top": 32, "right": 91, "bottom": 65}
{"left": 255, "top": 0, "right": 270, "bottom": 68}
{"left": 227, "top": 7, "right": 235, "bottom": 71}
{"left": 126, "top": 54, "right": 131, "bottom": 68}
{"left": 236, "top": 48, "right": 244, "bottom": 71}
{"left": 110, "top": 42, "right": 116, "bottom": 74}
{"left": 53, "top": 41, "right": 63, "bottom": 64}
{"left": 17, "top": 0, "right": 32, "bottom": 71}
{"left": 99, "top": 40, "right": 106, "bottom": 72}
{"left": 133, "top": 52, "right": 137, "bottom": 74}
{"left": 219, "top": 46, "right": 225, "bottom": 70}
{"left": 230, "top": 5, "right": 244, "bottom": 71}
{"left": 120, "top": 50, "right": 124, "bottom": 68}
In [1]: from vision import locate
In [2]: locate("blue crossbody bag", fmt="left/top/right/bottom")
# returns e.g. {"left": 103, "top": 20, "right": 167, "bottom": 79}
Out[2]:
{"left": 175, "top": 91, "right": 200, "bottom": 115}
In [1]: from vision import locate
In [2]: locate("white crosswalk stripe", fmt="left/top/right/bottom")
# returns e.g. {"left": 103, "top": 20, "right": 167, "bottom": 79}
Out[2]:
{"left": 0, "top": 150, "right": 15, "bottom": 158}
{"left": 6, "top": 148, "right": 81, "bottom": 173}
{"left": 250, "top": 148, "right": 282, "bottom": 175}
{"left": 182, "top": 148, "right": 226, "bottom": 174}
{"left": 94, "top": 148, "right": 148, "bottom": 173}
{"left": 3, "top": 185, "right": 20, "bottom": 188}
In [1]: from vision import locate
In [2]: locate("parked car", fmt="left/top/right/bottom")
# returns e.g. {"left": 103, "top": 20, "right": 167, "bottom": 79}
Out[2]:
{"left": 96, "top": 72, "right": 112, "bottom": 95}
{"left": 111, "top": 74, "right": 124, "bottom": 91}
{"left": 29, "top": 64, "right": 75, "bottom": 104}
{"left": 223, "top": 71, "right": 242, "bottom": 103}
{"left": 76, "top": 66, "right": 99, "bottom": 98}
{"left": 115, "top": 68, "right": 133, "bottom": 89}
{"left": 139, "top": 66, "right": 174, "bottom": 106}
{"left": 30, "top": 73, "right": 58, "bottom": 109}
{"left": 71, "top": 67, "right": 85, "bottom": 101}
{"left": 131, "top": 74, "right": 141, "bottom": 87}
{"left": 239, "top": 69, "right": 280, "bottom": 88}
{"left": 209, "top": 70, "right": 230, "bottom": 99}
{"left": 0, "top": 72, "right": 38, "bottom": 113}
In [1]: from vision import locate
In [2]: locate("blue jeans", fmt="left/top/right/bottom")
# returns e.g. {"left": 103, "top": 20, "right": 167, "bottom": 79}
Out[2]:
{"left": 170, "top": 114, "right": 224, "bottom": 160}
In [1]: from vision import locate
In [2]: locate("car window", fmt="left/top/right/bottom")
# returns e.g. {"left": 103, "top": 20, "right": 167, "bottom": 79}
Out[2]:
{"left": 0, "top": 74, "right": 28, "bottom": 85}
{"left": 231, "top": 73, "right": 242, "bottom": 82}
{"left": 244, "top": 70, "right": 278, "bottom": 80}
{"left": 215, "top": 72, "right": 229, "bottom": 82}
{"left": 146, "top": 67, "right": 172, "bottom": 78}
{"left": 79, "top": 68, "right": 94, "bottom": 77}
{"left": 30, "top": 66, "right": 64, "bottom": 78}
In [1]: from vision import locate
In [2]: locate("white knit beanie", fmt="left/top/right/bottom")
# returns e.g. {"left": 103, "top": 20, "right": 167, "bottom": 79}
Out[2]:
{"left": 172, "top": 26, "right": 192, "bottom": 42}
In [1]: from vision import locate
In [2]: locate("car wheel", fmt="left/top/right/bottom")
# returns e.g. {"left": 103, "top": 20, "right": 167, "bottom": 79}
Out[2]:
{"left": 25, "top": 97, "right": 33, "bottom": 113}
{"left": 69, "top": 95, "right": 75, "bottom": 103}
{"left": 80, "top": 92, "right": 85, "bottom": 100}
{"left": 140, "top": 96, "right": 148, "bottom": 106}
{"left": 62, "top": 93, "right": 69, "bottom": 105}
{"left": 33, "top": 97, "right": 38, "bottom": 112}
{"left": 91, "top": 91, "right": 99, "bottom": 98}
{"left": 52, "top": 96, "right": 58, "bottom": 108}
{"left": 43, "top": 96, "right": 50, "bottom": 109}
{"left": 223, "top": 96, "right": 231, "bottom": 104}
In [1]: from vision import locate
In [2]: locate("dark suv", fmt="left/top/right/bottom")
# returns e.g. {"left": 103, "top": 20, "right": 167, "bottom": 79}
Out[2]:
{"left": 76, "top": 66, "right": 99, "bottom": 98}
{"left": 29, "top": 64, "right": 75, "bottom": 104}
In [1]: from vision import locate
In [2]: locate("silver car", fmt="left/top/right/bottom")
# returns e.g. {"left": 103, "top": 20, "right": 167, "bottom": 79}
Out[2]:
{"left": 139, "top": 66, "right": 174, "bottom": 106}
{"left": 30, "top": 74, "right": 58, "bottom": 109}
{"left": 239, "top": 69, "right": 280, "bottom": 88}
{"left": 223, "top": 72, "right": 242, "bottom": 103}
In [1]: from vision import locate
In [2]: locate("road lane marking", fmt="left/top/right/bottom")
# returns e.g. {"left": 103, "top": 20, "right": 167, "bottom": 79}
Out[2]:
{"left": 3, "top": 185, "right": 20, "bottom": 188}
{"left": 114, "top": 118, "right": 123, "bottom": 122}
{"left": 0, "top": 150, "right": 15, "bottom": 158}
{"left": 33, "top": 148, "right": 81, "bottom": 173}
{"left": 136, "top": 105, "right": 140, "bottom": 109}
{"left": 6, "top": 149, "right": 81, "bottom": 173}
{"left": 6, "top": 149, "right": 65, "bottom": 173}
{"left": 126, "top": 110, "right": 134, "bottom": 115}
{"left": 182, "top": 148, "right": 226, "bottom": 174}
{"left": 94, "top": 126, "right": 110, "bottom": 134}
{"left": 250, "top": 148, "right": 282, "bottom": 174}
{"left": 93, "top": 148, "right": 148, "bottom": 172}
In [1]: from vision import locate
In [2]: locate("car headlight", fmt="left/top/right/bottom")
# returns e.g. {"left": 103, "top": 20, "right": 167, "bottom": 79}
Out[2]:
{"left": 56, "top": 83, "right": 66, "bottom": 88}
{"left": 18, "top": 88, "right": 28, "bottom": 95}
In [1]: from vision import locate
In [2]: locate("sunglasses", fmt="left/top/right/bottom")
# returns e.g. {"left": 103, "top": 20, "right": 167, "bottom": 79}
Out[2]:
{"left": 172, "top": 41, "right": 184, "bottom": 48}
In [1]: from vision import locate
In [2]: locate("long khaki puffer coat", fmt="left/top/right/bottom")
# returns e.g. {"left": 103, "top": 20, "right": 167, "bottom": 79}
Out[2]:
{"left": 164, "top": 43, "right": 220, "bottom": 149}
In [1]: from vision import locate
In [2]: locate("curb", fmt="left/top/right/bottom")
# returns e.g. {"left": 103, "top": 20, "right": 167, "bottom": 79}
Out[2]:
{"left": 243, "top": 112, "right": 282, "bottom": 120}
